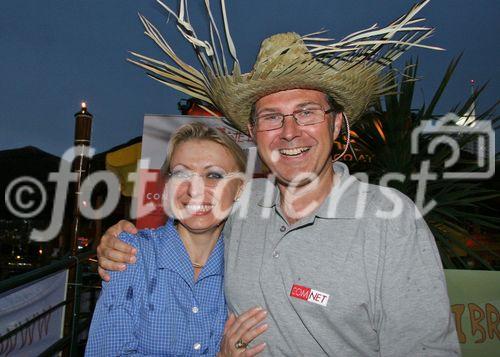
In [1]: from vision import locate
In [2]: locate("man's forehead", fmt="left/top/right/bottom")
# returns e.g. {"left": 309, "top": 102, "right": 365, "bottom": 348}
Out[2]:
{"left": 254, "top": 88, "right": 329, "bottom": 111}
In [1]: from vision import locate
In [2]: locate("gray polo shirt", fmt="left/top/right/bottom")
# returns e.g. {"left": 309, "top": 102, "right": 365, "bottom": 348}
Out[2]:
{"left": 224, "top": 162, "right": 459, "bottom": 356}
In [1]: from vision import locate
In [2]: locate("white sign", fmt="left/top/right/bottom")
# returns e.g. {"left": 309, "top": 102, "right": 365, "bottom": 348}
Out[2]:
{"left": 0, "top": 270, "right": 68, "bottom": 356}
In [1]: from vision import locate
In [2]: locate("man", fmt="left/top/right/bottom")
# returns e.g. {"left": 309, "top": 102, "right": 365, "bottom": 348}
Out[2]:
{"left": 98, "top": 1, "right": 460, "bottom": 355}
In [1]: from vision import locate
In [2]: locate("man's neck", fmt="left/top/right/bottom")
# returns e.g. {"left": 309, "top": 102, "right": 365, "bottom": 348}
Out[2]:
{"left": 277, "top": 163, "right": 335, "bottom": 224}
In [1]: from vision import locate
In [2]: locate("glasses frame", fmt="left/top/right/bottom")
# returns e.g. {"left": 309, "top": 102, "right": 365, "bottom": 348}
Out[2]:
{"left": 253, "top": 107, "right": 335, "bottom": 132}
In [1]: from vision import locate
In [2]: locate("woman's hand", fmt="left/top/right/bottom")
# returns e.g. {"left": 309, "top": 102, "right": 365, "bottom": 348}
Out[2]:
{"left": 97, "top": 220, "right": 138, "bottom": 281}
{"left": 218, "top": 307, "right": 268, "bottom": 357}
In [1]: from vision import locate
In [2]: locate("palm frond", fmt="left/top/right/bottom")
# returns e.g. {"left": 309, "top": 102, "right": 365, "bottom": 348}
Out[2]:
{"left": 350, "top": 56, "right": 499, "bottom": 270}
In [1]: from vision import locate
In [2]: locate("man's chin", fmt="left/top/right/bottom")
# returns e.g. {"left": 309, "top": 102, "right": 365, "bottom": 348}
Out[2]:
{"left": 275, "top": 174, "right": 314, "bottom": 188}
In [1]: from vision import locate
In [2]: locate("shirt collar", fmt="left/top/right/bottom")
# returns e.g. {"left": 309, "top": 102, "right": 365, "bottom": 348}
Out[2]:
{"left": 257, "top": 162, "right": 366, "bottom": 219}
{"left": 314, "top": 162, "right": 368, "bottom": 219}
{"left": 257, "top": 180, "right": 280, "bottom": 208}
{"left": 155, "top": 218, "right": 224, "bottom": 284}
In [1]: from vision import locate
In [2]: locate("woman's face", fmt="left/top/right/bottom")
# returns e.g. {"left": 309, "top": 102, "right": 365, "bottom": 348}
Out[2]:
{"left": 165, "top": 139, "right": 244, "bottom": 234}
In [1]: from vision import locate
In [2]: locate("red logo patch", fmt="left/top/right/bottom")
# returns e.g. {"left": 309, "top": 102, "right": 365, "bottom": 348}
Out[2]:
{"left": 290, "top": 284, "right": 330, "bottom": 306}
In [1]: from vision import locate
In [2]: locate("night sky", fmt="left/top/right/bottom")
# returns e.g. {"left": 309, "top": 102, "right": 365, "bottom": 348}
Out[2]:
{"left": 1, "top": 0, "right": 498, "bottom": 156}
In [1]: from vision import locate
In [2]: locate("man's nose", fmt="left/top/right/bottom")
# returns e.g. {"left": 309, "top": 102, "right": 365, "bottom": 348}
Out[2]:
{"left": 280, "top": 115, "right": 302, "bottom": 141}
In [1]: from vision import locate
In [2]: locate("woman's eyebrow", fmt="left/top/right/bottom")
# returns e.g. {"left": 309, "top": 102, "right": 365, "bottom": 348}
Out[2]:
{"left": 170, "top": 163, "right": 190, "bottom": 170}
{"left": 203, "top": 164, "right": 226, "bottom": 171}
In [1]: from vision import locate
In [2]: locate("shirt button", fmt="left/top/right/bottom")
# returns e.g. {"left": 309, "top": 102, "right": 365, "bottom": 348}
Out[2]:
{"left": 193, "top": 342, "right": 201, "bottom": 350}
{"left": 192, "top": 306, "right": 199, "bottom": 314}
{"left": 272, "top": 250, "right": 280, "bottom": 258}
{"left": 280, "top": 225, "right": 286, "bottom": 232}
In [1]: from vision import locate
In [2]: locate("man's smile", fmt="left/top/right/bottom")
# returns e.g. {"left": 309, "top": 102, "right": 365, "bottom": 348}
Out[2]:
{"left": 278, "top": 146, "right": 311, "bottom": 157}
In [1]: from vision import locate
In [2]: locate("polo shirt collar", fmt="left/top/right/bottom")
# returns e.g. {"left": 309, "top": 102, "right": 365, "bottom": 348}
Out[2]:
{"left": 257, "top": 162, "right": 365, "bottom": 219}
{"left": 155, "top": 218, "right": 224, "bottom": 285}
{"left": 257, "top": 179, "right": 280, "bottom": 208}
{"left": 314, "top": 162, "right": 366, "bottom": 219}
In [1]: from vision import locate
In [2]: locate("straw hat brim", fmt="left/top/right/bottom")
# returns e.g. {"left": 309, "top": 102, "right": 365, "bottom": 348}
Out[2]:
{"left": 211, "top": 61, "right": 385, "bottom": 133}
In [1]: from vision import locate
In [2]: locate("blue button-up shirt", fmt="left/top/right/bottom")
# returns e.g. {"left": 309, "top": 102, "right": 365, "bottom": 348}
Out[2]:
{"left": 86, "top": 219, "right": 227, "bottom": 356}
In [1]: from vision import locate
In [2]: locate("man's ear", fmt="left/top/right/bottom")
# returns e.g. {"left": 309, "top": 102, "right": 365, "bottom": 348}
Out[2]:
{"left": 333, "top": 112, "right": 343, "bottom": 140}
{"left": 247, "top": 123, "right": 256, "bottom": 141}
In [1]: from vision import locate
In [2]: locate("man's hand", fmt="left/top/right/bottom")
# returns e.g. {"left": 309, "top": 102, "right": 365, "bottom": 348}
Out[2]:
{"left": 97, "top": 220, "right": 138, "bottom": 281}
{"left": 218, "top": 307, "right": 268, "bottom": 356}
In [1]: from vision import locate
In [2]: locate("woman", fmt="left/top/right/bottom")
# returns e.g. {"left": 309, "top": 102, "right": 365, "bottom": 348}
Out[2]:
{"left": 86, "top": 123, "right": 266, "bottom": 356}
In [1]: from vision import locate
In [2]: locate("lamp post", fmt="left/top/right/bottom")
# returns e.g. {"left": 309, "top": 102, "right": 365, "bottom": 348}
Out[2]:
{"left": 69, "top": 101, "right": 93, "bottom": 255}
{"left": 63, "top": 102, "right": 93, "bottom": 356}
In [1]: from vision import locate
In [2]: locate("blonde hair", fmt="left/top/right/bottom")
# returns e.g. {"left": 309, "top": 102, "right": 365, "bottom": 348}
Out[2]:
{"left": 161, "top": 122, "right": 247, "bottom": 177}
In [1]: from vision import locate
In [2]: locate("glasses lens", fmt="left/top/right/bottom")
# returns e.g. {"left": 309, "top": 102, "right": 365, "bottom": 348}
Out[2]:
{"left": 256, "top": 114, "right": 284, "bottom": 131}
{"left": 295, "top": 108, "right": 325, "bottom": 125}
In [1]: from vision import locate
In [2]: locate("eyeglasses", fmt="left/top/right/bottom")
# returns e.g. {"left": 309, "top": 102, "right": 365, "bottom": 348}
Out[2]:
{"left": 167, "top": 170, "right": 240, "bottom": 187}
{"left": 253, "top": 107, "right": 334, "bottom": 132}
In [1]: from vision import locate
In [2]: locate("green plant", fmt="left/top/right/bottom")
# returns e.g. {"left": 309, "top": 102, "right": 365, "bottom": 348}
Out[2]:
{"left": 348, "top": 56, "right": 500, "bottom": 269}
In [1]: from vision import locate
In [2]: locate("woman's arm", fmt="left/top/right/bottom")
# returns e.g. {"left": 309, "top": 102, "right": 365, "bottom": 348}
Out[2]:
{"left": 85, "top": 285, "right": 138, "bottom": 355}
{"left": 86, "top": 232, "right": 145, "bottom": 356}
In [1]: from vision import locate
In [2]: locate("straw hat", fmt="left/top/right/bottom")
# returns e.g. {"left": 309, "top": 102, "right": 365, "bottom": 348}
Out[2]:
{"left": 129, "top": 0, "right": 441, "bottom": 133}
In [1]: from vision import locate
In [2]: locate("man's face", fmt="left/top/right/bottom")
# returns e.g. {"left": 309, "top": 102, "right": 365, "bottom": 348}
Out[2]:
{"left": 248, "top": 89, "right": 342, "bottom": 186}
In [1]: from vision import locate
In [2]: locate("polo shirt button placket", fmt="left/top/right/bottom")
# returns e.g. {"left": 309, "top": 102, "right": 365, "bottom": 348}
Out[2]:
{"left": 273, "top": 225, "right": 286, "bottom": 259}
